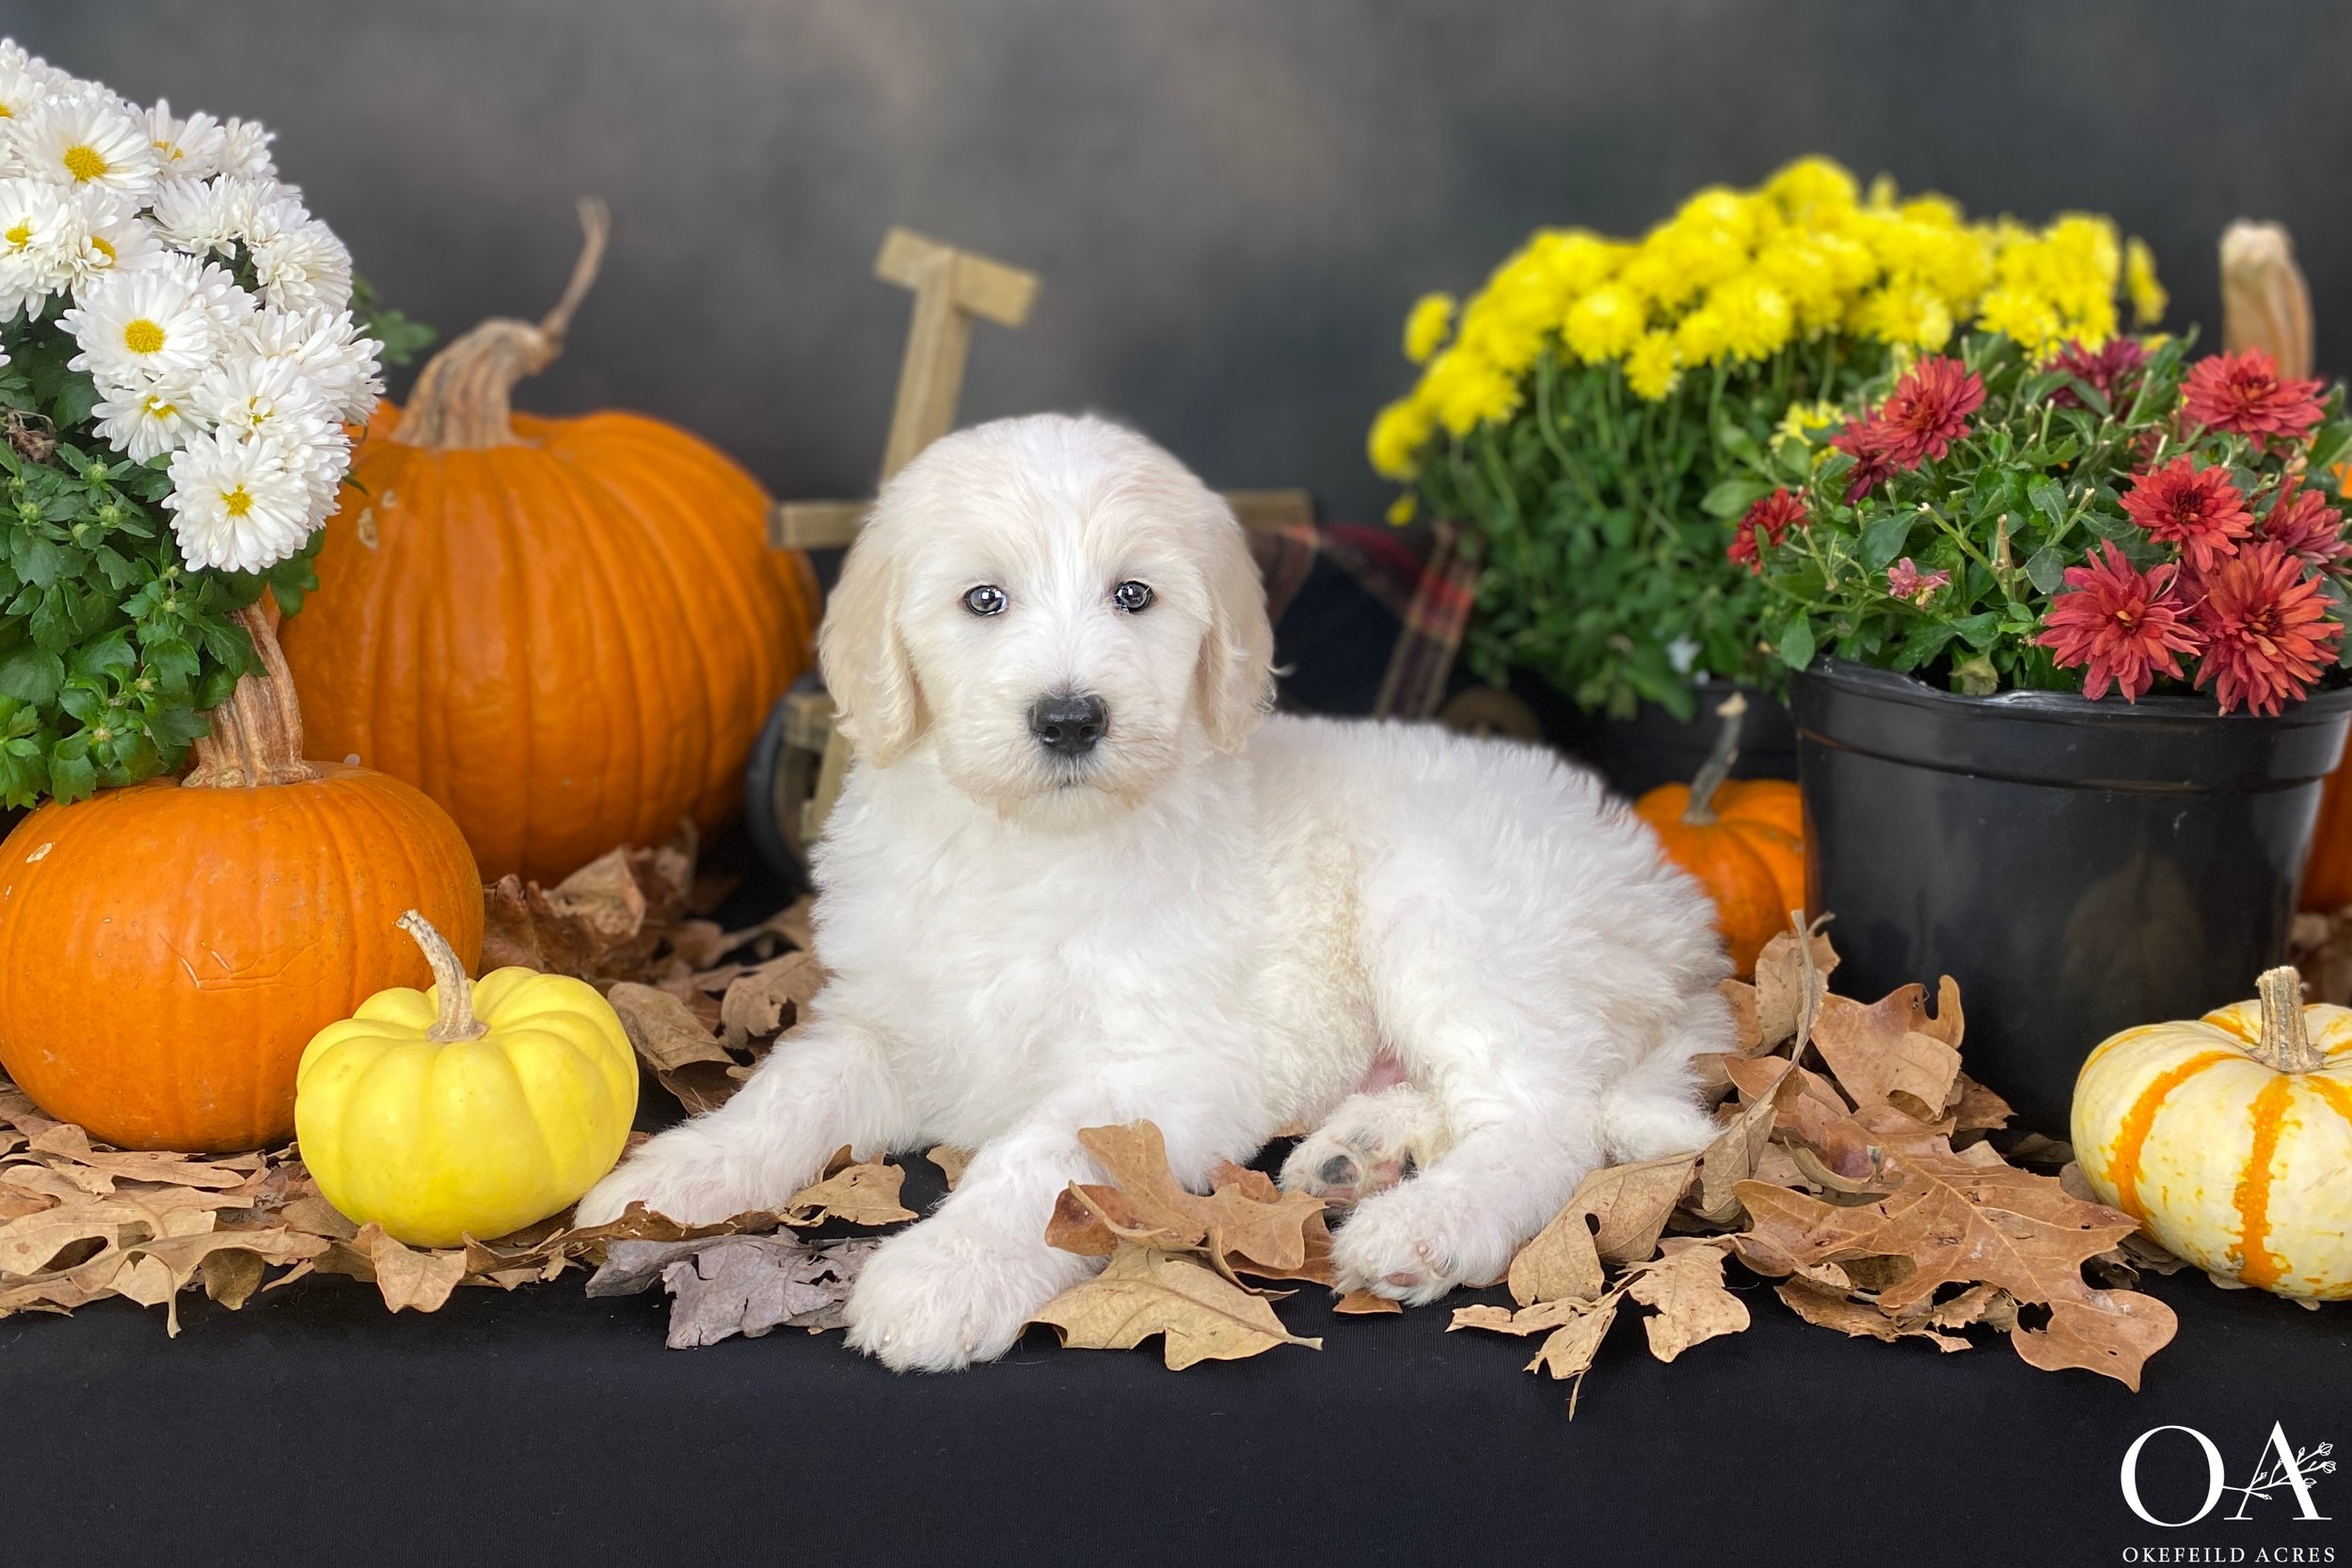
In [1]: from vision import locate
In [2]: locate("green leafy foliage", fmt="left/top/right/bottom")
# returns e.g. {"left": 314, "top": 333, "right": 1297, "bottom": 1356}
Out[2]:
{"left": 350, "top": 275, "right": 437, "bottom": 369}
{"left": 1411, "top": 342, "right": 1890, "bottom": 718}
{"left": 0, "top": 305, "right": 324, "bottom": 807}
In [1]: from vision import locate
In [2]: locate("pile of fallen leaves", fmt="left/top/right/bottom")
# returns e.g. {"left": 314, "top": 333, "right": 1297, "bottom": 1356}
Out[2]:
{"left": 1009, "top": 919, "right": 2183, "bottom": 1406}
{"left": 3, "top": 847, "right": 2192, "bottom": 1402}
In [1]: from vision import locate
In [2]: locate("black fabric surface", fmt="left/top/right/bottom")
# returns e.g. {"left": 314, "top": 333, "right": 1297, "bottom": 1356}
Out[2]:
{"left": 6, "top": 1148, "right": 2348, "bottom": 1568}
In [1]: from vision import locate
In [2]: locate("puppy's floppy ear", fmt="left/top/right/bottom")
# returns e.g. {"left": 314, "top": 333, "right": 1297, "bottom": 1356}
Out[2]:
{"left": 818, "top": 515, "right": 926, "bottom": 766}
{"left": 1193, "top": 499, "right": 1276, "bottom": 752}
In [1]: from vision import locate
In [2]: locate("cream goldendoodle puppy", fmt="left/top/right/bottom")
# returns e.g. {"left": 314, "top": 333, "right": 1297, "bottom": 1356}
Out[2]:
{"left": 578, "top": 413, "right": 1732, "bottom": 1370}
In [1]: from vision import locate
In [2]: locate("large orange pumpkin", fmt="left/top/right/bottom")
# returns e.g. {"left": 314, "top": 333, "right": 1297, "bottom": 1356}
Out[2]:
{"left": 1634, "top": 693, "right": 1805, "bottom": 978}
{"left": 0, "top": 608, "right": 484, "bottom": 1152}
{"left": 278, "top": 201, "right": 820, "bottom": 884}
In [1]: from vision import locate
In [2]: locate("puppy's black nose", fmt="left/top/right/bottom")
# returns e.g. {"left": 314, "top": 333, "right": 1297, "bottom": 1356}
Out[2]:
{"left": 1028, "top": 691, "right": 1107, "bottom": 756}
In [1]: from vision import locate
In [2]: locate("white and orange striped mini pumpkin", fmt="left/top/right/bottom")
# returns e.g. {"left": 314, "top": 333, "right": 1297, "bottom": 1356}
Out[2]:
{"left": 2072, "top": 967, "right": 2352, "bottom": 1300}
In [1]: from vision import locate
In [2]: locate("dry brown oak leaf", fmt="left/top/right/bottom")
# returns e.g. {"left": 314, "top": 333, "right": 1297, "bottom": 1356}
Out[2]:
{"left": 1734, "top": 1151, "right": 2178, "bottom": 1389}
{"left": 1029, "top": 1246, "right": 1323, "bottom": 1370}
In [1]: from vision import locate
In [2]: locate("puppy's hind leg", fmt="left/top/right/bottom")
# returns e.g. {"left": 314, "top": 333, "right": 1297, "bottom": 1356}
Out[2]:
{"left": 575, "top": 1016, "right": 913, "bottom": 1227}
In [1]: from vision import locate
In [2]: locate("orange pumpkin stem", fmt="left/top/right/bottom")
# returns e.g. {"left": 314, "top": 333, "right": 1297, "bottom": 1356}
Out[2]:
{"left": 398, "top": 910, "right": 488, "bottom": 1043}
{"left": 2250, "top": 966, "right": 2323, "bottom": 1074}
{"left": 1683, "top": 691, "right": 1748, "bottom": 826}
{"left": 392, "top": 197, "right": 612, "bottom": 451}
{"left": 183, "top": 606, "right": 322, "bottom": 789}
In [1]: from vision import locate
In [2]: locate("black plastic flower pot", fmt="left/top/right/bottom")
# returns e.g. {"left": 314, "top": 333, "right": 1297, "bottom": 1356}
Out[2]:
{"left": 1790, "top": 657, "right": 2352, "bottom": 1134}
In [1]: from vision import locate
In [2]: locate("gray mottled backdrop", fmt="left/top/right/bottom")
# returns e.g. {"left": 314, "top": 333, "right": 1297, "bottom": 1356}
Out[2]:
{"left": 14, "top": 1, "right": 2352, "bottom": 524}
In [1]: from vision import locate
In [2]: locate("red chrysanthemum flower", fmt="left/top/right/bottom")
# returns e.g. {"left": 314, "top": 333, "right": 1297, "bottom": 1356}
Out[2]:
{"left": 2049, "top": 338, "right": 2148, "bottom": 410}
{"left": 2256, "top": 471, "right": 2352, "bottom": 573}
{"left": 2120, "top": 456, "right": 2255, "bottom": 573}
{"left": 2180, "top": 349, "right": 2326, "bottom": 448}
{"left": 1830, "top": 414, "right": 1899, "bottom": 503}
{"left": 1875, "top": 355, "right": 1985, "bottom": 467}
{"left": 2192, "top": 540, "right": 2342, "bottom": 715}
{"left": 2035, "top": 539, "right": 2201, "bottom": 703}
{"left": 1726, "top": 487, "right": 1807, "bottom": 573}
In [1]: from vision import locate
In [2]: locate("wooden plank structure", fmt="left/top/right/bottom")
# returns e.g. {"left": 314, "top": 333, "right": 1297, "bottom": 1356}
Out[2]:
{"left": 766, "top": 229, "right": 1317, "bottom": 855}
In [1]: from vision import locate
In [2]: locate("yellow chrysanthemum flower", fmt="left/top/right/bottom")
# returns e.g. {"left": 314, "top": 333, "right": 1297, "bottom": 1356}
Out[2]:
{"left": 1976, "top": 285, "right": 2061, "bottom": 355}
{"left": 1367, "top": 396, "right": 1435, "bottom": 480}
{"left": 1624, "top": 331, "right": 1681, "bottom": 401}
{"left": 1857, "top": 282, "right": 1954, "bottom": 352}
{"left": 1707, "top": 274, "right": 1794, "bottom": 361}
{"left": 1751, "top": 237, "right": 1844, "bottom": 335}
{"left": 1764, "top": 155, "right": 1858, "bottom": 224}
{"left": 1402, "top": 293, "right": 1454, "bottom": 364}
{"left": 1422, "top": 350, "right": 1523, "bottom": 437}
{"left": 1563, "top": 283, "right": 1647, "bottom": 362}
{"left": 1674, "top": 304, "right": 1728, "bottom": 367}
{"left": 2125, "top": 236, "right": 2167, "bottom": 327}
{"left": 1386, "top": 493, "right": 1418, "bottom": 525}
{"left": 1525, "top": 228, "right": 1630, "bottom": 297}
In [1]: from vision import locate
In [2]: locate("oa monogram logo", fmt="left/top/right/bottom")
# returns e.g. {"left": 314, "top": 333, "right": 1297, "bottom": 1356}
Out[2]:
{"left": 2120, "top": 1424, "right": 2335, "bottom": 1527}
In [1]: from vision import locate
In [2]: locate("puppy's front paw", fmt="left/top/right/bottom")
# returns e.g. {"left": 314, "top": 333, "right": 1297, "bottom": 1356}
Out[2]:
{"left": 1329, "top": 1180, "right": 1513, "bottom": 1308}
{"left": 574, "top": 1124, "right": 775, "bottom": 1228}
{"left": 842, "top": 1222, "right": 1089, "bottom": 1372}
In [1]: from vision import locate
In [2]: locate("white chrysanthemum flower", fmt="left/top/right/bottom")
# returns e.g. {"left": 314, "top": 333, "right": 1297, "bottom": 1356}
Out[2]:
{"left": 0, "top": 40, "right": 77, "bottom": 92}
{"left": 199, "top": 347, "right": 357, "bottom": 521}
{"left": 58, "top": 263, "right": 216, "bottom": 384}
{"left": 60, "top": 189, "right": 165, "bottom": 299}
{"left": 164, "top": 429, "right": 315, "bottom": 572}
{"left": 147, "top": 174, "right": 257, "bottom": 256}
{"left": 151, "top": 248, "right": 257, "bottom": 332}
{"left": 0, "top": 178, "right": 75, "bottom": 316}
{"left": 90, "top": 369, "right": 209, "bottom": 463}
{"left": 215, "top": 116, "right": 276, "bottom": 180}
{"left": 13, "top": 89, "right": 159, "bottom": 200}
{"left": 197, "top": 351, "right": 334, "bottom": 446}
{"left": 246, "top": 194, "right": 352, "bottom": 313}
{"left": 243, "top": 305, "right": 384, "bottom": 423}
{"left": 144, "top": 98, "right": 226, "bottom": 182}
{"left": 0, "top": 53, "right": 54, "bottom": 140}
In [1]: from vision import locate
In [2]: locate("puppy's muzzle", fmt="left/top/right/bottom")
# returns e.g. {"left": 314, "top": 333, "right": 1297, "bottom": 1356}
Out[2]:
{"left": 1028, "top": 690, "right": 1107, "bottom": 757}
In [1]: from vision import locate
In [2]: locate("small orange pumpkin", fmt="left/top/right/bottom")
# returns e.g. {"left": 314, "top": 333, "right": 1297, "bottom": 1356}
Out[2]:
{"left": 1634, "top": 693, "right": 1804, "bottom": 978}
{"left": 278, "top": 201, "right": 820, "bottom": 884}
{"left": 0, "top": 608, "right": 484, "bottom": 1152}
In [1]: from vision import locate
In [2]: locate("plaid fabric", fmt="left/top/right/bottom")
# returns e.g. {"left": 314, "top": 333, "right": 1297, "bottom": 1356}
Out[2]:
{"left": 1244, "top": 516, "right": 1474, "bottom": 722}
{"left": 1244, "top": 518, "right": 1322, "bottom": 626}
{"left": 1371, "top": 521, "right": 1475, "bottom": 721}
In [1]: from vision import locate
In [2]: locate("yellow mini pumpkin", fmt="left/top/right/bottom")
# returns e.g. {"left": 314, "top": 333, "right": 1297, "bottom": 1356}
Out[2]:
{"left": 2072, "top": 966, "right": 2352, "bottom": 1299}
{"left": 295, "top": 911, "right": 639, "bottom": 1247}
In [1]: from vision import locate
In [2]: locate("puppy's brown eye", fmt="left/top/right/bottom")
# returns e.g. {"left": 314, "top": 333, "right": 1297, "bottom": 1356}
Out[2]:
{"left": 1113, "top": 580, "right": 1153, "bottom": 613}
{"left": 963, "top": 585, "right": 1008, "bottom": 617}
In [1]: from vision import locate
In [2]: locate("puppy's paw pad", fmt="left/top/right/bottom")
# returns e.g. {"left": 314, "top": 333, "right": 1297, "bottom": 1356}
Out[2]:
{"left": 1280, "top": 1131, "right": 1420, "bottom": 1209}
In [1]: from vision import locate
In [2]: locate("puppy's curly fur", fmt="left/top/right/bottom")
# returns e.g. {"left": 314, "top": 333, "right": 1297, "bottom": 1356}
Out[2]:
{"left": 579, "top": 414, "right": 1732, "bottom": 1370}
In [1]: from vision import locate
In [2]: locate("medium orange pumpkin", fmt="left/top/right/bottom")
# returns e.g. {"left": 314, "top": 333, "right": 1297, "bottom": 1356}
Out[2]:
{"left": 278, "top": 201, "right": 820, "bottom": 884}
{"left": 0, "top": 608, "right": 484, "bottom": 1152}
{"left": 1633, "top": 693, "right": 1805, "bottom": 978}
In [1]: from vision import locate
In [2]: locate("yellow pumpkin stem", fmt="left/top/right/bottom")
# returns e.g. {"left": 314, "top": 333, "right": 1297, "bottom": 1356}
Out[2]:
{"left": 1683, "top": 691, "right": 1747, "bottom": 826}
{"left": 398, "top": 910, "right": 488, "bottom": 1043}
{"left": 392, "top": 196, "right": 611, "bottom": 451}
{"left": 183, "top": 606, "right": 322, "bottom": 788}
{"left": 2250, "top": 966, "right": 2324, "bottom": 1075}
